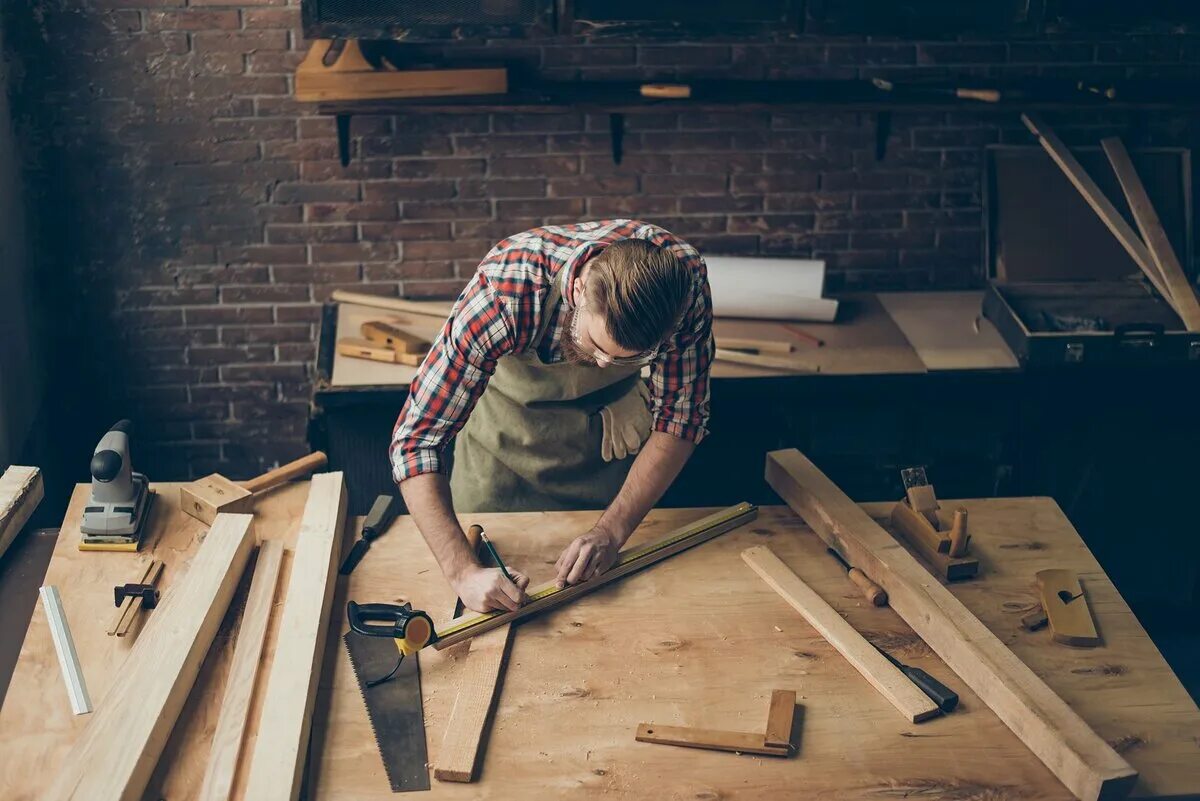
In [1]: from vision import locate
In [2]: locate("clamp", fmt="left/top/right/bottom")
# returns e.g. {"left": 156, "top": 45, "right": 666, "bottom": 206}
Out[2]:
{"left": 113, "top": 582, "right": 160, "bottom": 610}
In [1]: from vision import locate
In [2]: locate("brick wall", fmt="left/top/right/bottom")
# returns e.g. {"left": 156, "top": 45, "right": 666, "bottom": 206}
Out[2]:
{"left": 2, "top": 3, "right": 1197, "bottom": 478}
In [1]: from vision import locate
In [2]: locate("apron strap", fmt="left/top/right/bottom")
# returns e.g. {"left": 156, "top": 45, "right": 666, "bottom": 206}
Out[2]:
{"left": 532, "top": 280, "right": 564, "bottom": 351}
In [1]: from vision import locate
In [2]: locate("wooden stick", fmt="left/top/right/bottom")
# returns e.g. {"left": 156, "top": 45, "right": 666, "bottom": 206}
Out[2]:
{"left": 434, "top": 503, "right": 758, "bottom": 649}
{"left": 742, "top": 546, "right": 940, "bottom": 724}
{"left": 718, "top": 336, "right": 794, "bottom": 354}
{"left": 714, "top": 348, "right": 814, "bottom": 373}
{"left": 1020, "top": 113, "right": 1172, "bottom": 302}
{"left": 331, "top": 289, "right": 455, "bottom": 319}
{"left": 40, "top": 585, "right": 92, "bottom": 716}
{"left": 0, "top": 465, "right": 42, "bottom": 561}
{"left": 241, "top": 452, "right": 327, "bottom": 494}
{"left": 42, "top": 513, "right": 256, "bottom": 801}
{"left": 636, "top": 723, "right": 791, "bottom": 757}
{"left": 198, "top": 540, "right": 285, "bottom": 801}
{"left": 765, "top": 449, "right": 1137, "bottom": 801}
{"left": 244, "top": 473, "right": 348, "bottom": 801}
{"left": 1102, "top": 137, "right": 1200, "bottom": 331}
{"left": 435, "top": 526, "right": 514, "bottom": 783}
{"left": 781, "top": 323, "right": 825, "bottom": 347}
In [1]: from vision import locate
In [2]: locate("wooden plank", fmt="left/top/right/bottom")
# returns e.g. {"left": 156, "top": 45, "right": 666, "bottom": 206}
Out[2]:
{"left": 244, "top": 472, "right": 348, "bottom": 801}
{"left": 763, "top": 689, "right": 796, "bottom": 748}
{"left": 40, "top": 585, "right": 92, "bottom": 715}
{"left": 742, "top": 545, "right": 940, "bottom": 724}
{"left": 42, "top": 513, "right": 256, "bottom": 801}
{"left": 765, "top": 449, "right": 1138, "bottom": 801}
{"left": 1102, "top": 137, "right": 1200, "bottom": 331}
{"left": 1020, "top": 113, "right": 1172, "bottom": 303}
{"left": 1037, "top": 569, "right": 1101, "bottom": 648}
{"left": 432, "top": 503, "right": 758, "bottom": 649}
{"left": 198, "top": 540, "right": 285, "bottom": 801}
{"left": 635, "top": 724, "right": 791, "bottom": 757}
{"left": 0, "top": 465, "right": 43, "bottom": 560}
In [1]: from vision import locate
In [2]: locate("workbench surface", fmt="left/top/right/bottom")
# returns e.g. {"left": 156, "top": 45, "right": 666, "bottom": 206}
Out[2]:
{"left": 2, "top": 484, "right": 1198, "bottom": 800}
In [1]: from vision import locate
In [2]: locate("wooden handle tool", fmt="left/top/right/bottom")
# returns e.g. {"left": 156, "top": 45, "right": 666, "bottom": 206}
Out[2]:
{"left": 827, "top": 548, "right": 887, "bottom": 606}
{"left": 242, "top": 452, "right": 328, "bottom": 494}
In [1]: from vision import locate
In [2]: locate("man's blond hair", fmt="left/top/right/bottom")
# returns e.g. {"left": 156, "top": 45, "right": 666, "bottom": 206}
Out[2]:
{"left": 585, "top": 239, "right": 692, "bottom": 352}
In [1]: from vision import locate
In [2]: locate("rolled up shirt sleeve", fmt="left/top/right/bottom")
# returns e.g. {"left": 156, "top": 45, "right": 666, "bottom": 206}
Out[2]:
{"left": 389, "top": 273, "right": 513, "bottom": 483}
{"left": 647, "top": 252, "right": 713, "bottom": 445}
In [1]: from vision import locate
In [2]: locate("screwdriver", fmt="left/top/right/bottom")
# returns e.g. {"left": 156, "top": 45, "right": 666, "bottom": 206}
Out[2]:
{"left": 873, "top": 643, "right": 958, "bottom": 713}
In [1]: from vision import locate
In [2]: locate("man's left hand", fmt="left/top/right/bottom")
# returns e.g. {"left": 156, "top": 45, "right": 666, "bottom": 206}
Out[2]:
{"left": 554, "top": 527, "right": 622, "bottom": 588}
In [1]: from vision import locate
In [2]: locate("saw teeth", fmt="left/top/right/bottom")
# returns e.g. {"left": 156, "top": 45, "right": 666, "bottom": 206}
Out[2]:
{"left": 343, "top": 632, "right": 404, "bottom": 792}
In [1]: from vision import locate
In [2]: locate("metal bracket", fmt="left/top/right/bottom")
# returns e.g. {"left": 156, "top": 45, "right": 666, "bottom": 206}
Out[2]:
{"left": 114, "top": 583, "right": 160, "bottom": 610}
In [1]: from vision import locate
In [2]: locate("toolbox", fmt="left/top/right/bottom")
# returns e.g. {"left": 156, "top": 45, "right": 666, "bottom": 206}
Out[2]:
{"left": 982, "top": 145, "right": 1200, "bottom": 367}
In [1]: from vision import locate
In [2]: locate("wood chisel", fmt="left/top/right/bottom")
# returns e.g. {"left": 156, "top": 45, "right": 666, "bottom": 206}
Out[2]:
{"left": 873, "top": 643, "right": 958, "bottom": 713}
{"left": 339, "top": 493, "right": 400, "bottom": 575}
{"left": 827, "top": 547, "right": 887, "bottom": 606}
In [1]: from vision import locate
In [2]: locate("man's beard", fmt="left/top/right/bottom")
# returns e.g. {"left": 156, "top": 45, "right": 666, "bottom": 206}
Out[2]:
{"left": 558, "top": 305, "right": 598, "bottom": 366}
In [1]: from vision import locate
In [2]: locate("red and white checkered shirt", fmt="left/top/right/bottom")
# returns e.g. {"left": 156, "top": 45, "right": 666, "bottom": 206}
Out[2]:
{"left": 390, "top": 219, "right": 714, "bottom": 483}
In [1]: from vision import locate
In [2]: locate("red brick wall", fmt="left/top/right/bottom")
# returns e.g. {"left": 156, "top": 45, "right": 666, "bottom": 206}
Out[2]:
{"left": 3, "top": 3, "right": 1197, "bottom": 478}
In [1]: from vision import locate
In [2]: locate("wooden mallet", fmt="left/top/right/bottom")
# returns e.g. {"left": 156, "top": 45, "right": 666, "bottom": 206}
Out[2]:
{"left": 180, "top": 452, "right": 328, "bottom": 524}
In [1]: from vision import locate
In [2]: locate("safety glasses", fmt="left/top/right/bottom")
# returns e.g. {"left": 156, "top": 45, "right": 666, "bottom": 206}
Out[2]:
{"left": 569, "top": 303, "right": 659, "bottom": 367}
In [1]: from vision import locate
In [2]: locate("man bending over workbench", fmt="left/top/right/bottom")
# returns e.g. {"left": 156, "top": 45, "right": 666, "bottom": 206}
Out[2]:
{"left": 390, "top": 220, "right": 714, "bottom": 614}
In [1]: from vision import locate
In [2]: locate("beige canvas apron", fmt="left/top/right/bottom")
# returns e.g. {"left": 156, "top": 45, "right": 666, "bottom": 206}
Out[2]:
{"left": 450, "top": 281, "right": 642, "bottom": 513}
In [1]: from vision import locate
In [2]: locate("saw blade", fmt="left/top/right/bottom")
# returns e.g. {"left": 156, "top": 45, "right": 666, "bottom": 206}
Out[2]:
{"left": 344, "top": 631, "right": 431, "bottom": 792}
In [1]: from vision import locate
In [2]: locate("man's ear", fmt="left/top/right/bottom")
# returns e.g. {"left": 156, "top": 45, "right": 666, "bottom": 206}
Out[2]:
{"left": 571, "top": 274, "right": 586, "bottom": 306}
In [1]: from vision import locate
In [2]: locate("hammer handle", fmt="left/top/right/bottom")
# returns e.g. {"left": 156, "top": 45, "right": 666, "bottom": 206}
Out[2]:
{"left": 848, "top": 568, "right": 888, "bottom": 606}
{"left": 242, "top": 452, "right": 328, "bottom": 494}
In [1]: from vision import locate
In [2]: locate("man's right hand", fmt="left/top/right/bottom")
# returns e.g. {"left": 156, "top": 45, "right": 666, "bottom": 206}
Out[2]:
{"left": 452, "top": 565, "right": 530, "bottom": 613}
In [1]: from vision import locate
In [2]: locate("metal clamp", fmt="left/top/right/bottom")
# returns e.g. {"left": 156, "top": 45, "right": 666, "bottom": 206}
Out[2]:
{"left": 113, "top": 583, "right": 159, "bottom": 609}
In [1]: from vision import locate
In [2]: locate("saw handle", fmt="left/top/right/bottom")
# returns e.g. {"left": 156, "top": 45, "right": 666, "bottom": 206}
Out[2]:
{"left": 346, "top": 601, "right": 410, "bottom": 638}
{"left": 242, "top": 451, "right": 328, "bottom": 494}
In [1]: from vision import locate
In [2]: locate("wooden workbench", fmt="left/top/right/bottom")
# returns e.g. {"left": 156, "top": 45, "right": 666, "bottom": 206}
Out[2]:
{"left": 2, "top": 484, "right": 1198, "bottom": 799}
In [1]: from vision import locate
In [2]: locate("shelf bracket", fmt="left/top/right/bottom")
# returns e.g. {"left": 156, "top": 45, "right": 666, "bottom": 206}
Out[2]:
{"left": 874, "top": 111, "right": 891, "bottom": 161}
{"left": 336, "top": 113, "right": 352, "bottom": 167}
{"left": 609, "top": 112, "right": 625, "bottom": 165}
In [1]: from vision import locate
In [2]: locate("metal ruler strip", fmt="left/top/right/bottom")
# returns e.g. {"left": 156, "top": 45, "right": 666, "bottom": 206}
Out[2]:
{"left": 40, "top": 585, "right": 92, "bottom": 715}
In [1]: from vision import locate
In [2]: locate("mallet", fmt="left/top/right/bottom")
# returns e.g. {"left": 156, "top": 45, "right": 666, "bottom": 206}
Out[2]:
{"left": 180, "top": 452, "right": 328, "bottom": 524}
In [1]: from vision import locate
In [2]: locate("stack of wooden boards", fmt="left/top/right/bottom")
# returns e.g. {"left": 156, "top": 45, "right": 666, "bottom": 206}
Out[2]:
{"left": 41, "top": 472, "right": 348, "bottom": 801}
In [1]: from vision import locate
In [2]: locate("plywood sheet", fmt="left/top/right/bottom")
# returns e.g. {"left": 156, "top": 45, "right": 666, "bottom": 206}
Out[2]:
{"left": 877, "top": 291, "right": 1020, "bottom": 371}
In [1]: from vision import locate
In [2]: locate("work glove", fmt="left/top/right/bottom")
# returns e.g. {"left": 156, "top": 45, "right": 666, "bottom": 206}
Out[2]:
{"left": 599, "top": 381, "right": 652, "bottom": 462}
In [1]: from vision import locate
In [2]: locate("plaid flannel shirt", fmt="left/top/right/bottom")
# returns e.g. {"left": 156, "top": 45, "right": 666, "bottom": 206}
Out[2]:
{"left": 390, "top": 219, "right": 713, "bottom": 484}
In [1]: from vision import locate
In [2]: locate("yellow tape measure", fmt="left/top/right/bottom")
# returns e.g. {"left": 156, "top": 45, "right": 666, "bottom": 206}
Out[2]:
{"left": 435, "top": 502, "right": 755, "bottom": 642}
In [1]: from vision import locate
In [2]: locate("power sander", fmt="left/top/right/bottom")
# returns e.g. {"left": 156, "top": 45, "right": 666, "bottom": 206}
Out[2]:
{"left": 80, "top": 419, "right": 154, "bottom": 550}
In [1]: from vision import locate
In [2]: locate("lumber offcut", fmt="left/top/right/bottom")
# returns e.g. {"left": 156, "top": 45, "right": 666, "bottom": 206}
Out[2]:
{"left": 42, "top": 513, "right": 256, "bottom": 801}
{"left": 742, "top": 545, "right": 940, "bottom": 723}
{"left": 765, "top": 449, "right": 1137, "bottom": 801}
{"left": 0, "top": 465, "right": 43, "bottom": 559}
{"left": 244, "top": 472, "right": 348, "bottom": 801}
{"left": 198, "top": 540, "right": 285, "bottom": 801}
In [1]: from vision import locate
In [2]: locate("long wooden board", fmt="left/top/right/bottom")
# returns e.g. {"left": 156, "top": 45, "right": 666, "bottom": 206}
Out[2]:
{"left": 742, "top": 545, "right": 940, "bottom": 723}
{"left": 1020, "top": 114, "right": 1170, "bottom": 302}
{"left": 764, "top": 449, "right": 1137, "bottom": 801}
{"left": 244, "top": 472, "right": 348, "bottom": 801}
{"left": 432, "top": 503, "right": 758, "bottom": 649}
{"left": 198, "top": 540, "right": 285, "bottom": 801}
{"left": 635, "top": 723, "right": 790, "bottom": 757}
{"left": 42, "top": 513, "right": 256, "bottom": 801}
{"left": 0, "top": 465, "right": 42, "bottom": 560}
{"left": 1102, "top": 137, "right": 1200, "bottom": 331}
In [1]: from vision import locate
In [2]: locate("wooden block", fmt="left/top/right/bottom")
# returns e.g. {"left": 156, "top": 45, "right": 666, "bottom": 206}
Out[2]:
{"left": 244, "top": 473, "right": 348, "bottom": 801}
{"left": 1037, "top": 569, "right": 1101, "bottom": 648}
{"left": 890, "top": 502, "right": 979, "bottom": 581}
{"left": 742, "top": 546, "right": 940, "bottom": 724}
{"left": 1102, "top": 137, "right": 1200, "bottom": 331}
{"left": 433, "top": 504, "right": 757, "bottom": 650}
{"left": 336, "top": 337, "right": 400, "bottom": 364}
{"left": 764, "top": 690, "right": 797, "bottom": 748}
{"left": 198, "top": 540, "right": 285, "bottom": 801}
{"left": 635, "top": 724, "right": 790, "bottom": 757}
{"left": 42, "top": 513, "right": 256, "bottom": 801}
{"left": 765, "top": 449, "right": 1137, "bottom": 801}
{"left": 394, "top": 350, "right": 428, "bottom": 367}
{"left": 0, "top": 465, "right": 43, "bottom": 560}
{"left": 361, "top": 319, "right": 430, "bottom": 355}
{"left": 181, "top": 474, "right": 253, "bottom": 525}
{"left": 905, "top": 483, "right": 940, "bottom": 518}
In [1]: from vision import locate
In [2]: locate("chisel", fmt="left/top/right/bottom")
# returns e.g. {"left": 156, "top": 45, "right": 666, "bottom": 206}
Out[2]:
{"left": 827, "top": 548, "right": 887, "bottom": 607}
{"left": 873, "top": 644, "right": 958, "bottom": 713}
{"left": 339, "top": 493, "right": 400, "bottom": 575}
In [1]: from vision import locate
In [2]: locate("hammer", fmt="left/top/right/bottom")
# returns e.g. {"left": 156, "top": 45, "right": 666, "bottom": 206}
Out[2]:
{"left": 180, "top": 452, "right": 328, "bottom": 524}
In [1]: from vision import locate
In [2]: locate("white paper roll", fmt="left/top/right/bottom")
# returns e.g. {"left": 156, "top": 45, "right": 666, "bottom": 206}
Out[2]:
{"left": 704, "top": 256, "right": 837, "bottom": 322}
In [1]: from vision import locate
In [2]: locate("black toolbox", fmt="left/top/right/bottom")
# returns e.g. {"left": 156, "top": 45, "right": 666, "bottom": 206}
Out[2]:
{"left": 982, "top": 145, "right": 1200, "bottom": 367}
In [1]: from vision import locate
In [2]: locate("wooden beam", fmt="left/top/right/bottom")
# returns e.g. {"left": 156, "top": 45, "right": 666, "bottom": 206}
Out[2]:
{"left": 765, "top": 449, "right": 1137, "bottom": 801}
{"left": 198, "top": 540, "right": 285, "bottom": 801}
{"left": 42, "top": 513, "right": 256, "bottom": 801}
{"left": 1020, "top": 113, "right": 1172, "bottom": 302}
{"left": 433, "top": 503, "right": 758, "bottom": 650}
{"left": 0, "top": 465, "right": 42, "bottom": 560}
{"left": 244, "top": 472, "right": 348, "bottom": 801}
{"left": 435, "top": 524, "right": 514, "bottom": 783}
{"left": 1102, "top": 136, "right": 1200, "bottom": 331}
{"left": 742, "top": 546, "right": 940, "bottom": 724}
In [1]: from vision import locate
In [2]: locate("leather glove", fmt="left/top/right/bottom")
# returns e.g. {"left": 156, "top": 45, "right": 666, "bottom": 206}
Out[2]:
{"left": 600, "top": 381, "right": 652, "bottom": 462}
